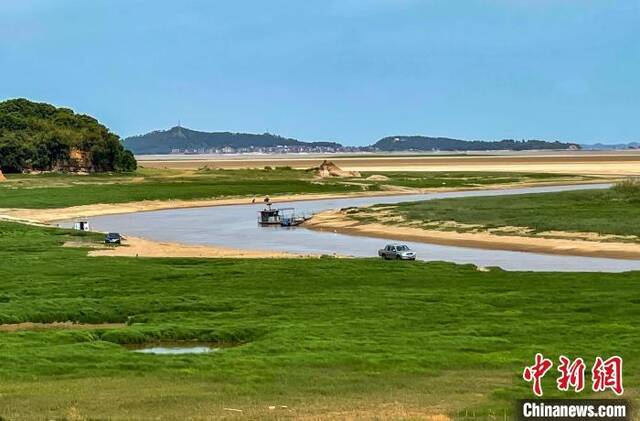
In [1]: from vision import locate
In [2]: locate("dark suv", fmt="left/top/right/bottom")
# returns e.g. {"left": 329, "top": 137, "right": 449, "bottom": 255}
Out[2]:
{"left": 104, "top": 233, "right": 122, "bottom": 245}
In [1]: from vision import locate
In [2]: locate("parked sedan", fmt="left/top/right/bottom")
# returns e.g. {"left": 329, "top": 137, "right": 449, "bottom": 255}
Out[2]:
{"left": 104, "top": 232, "right": 122, "bottom": 245}
{"left": 378, "top": 244, "right": 416, "bottom": 260}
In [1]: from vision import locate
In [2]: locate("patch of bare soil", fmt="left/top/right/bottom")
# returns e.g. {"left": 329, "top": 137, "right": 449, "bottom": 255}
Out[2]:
{"left": 62, "top": 240, "right": 109, "bottom": 249}
{"left": 0, "top": 322, "right": 126, "bottom": 332}
{"left": 378, "top": 184, "right": 422, "bottom": 193}
{"left": 314, "top": 160, "right": 361, "bottom": 178}
{"left": 365, "top": 174, "right": 389, "bottom": 181}
{"left": 293, "top": 407, "right": 452, "bottom": 420}
{"left": 534, "top": 230, "right": 639, "bottom": 243}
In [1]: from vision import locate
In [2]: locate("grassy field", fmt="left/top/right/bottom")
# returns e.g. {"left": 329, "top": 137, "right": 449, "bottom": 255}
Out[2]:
{"left": 0, "top": 221, "right": 637, "bottom": 419}
{"left": 0, "top": 167, "right": 363, "bottom": 209}
{"left": 358, "top": 171, "right": 586, "bottom": 189}
{"left": 349, "top": 184, "right": 640, "bottom": 239}
{"left": 0, "top": 167, "right": 592, "bottom": 209}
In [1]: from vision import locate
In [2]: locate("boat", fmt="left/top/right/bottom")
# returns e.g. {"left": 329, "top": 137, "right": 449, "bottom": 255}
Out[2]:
{"left": 279, "top": 214, "right": 311, "bottom": 227}
{"left": 258, "top": 203, "right": 312, "bottom": 226}
{"left": 258, "top": 203, "right": 286, "bottom": 225}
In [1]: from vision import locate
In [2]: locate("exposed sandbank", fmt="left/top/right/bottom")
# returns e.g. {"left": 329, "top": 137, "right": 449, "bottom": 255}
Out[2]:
{"left": 67, "top": 236, "right": 310, "bottom": 259}
{"left": 138, "top": 151, "right": 640, "bottom": 176}
{"left": 304, "top": 209, "right": 640, "bottom": 260}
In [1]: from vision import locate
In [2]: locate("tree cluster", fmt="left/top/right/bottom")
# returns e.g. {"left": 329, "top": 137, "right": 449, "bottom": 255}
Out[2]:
{"left": 0, "top": 98, "right": 136, "bottom": 173}
{"left": 373, "top": 136, "right": 580, "bottom": 152}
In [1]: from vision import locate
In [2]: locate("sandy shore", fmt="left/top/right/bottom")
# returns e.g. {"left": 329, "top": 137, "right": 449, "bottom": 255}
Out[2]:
{"left": 65, "top": 236, "right": 308, "bottom": 259}
{"left": 138, "top": 151, "right": 640, "bottom": 176}
{"left": 304, "top": 209, "right": 640, "bottom": 260}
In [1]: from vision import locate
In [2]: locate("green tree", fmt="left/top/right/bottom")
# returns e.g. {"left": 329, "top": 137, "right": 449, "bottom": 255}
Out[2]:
{"left": 0, "top": 98, "right": 136, "bottom": 173}
{"left": 0, "top": 135, "right": 32, "bottom": 173}
{"left": 31, "top": 132, "right": 70, "bottom": 170}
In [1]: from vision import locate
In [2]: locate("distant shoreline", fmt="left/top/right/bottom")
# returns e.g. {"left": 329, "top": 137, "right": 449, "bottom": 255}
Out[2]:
{"left": 136, "top": 149, "right": 640, "bottom": 161}
{"left": 134, "top": 150, "right": 640, "bottom": 175}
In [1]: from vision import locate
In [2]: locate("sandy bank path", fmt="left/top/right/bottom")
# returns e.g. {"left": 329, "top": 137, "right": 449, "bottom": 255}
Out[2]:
{"left": 65, "top": 236, "right": 308, "bottom": 259}
{"left": 304, "top": 210, "right": 640, "bottom": 260}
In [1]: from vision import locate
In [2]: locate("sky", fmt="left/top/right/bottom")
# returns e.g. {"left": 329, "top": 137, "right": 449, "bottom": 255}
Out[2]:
{"left": 0, "top": 1, "right": 638, "bottom": 145}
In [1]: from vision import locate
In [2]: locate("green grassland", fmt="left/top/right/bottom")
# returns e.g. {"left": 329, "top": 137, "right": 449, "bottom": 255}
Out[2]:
{"left": 0, "top": 167, "right": 593, "bottom": 209}
{"left": 358, "top": 171, "right": 589, "bottom": 189}
{"left": 0, "top": 167, "right": 363, "bottom": 209}
{"left": 0, "top": 221, "right": 637, "bottom": 419}
{"left": 351, "top": 184, "right": 640, "bottom": 239}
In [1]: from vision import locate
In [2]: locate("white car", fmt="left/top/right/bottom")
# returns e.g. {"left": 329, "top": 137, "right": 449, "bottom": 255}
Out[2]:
{"left": 378, "top": 244, "right": 416, "bottom": 260}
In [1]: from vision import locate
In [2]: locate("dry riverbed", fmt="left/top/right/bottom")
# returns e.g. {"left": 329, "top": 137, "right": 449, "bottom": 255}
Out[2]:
{"left": 139, "top": 151, "right": 640, "bottom": 175}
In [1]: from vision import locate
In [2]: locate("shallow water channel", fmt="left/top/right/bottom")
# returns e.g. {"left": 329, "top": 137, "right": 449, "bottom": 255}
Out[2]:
{"left": 125, "top": 341, "right": 221, "bottom": 355}
{"left": 131, "top": 346, "right": 217, "bottom": 355}
{"left": 77, "top": 183, "right": 640, "bottom": 272}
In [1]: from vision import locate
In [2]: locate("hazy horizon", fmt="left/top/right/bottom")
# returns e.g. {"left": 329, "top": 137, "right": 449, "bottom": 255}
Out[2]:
{"left": 123, "top": 123, "right": 633, "bottom": 146}
{"left": 1, "top": 1, "right": 638, "bottom": 145}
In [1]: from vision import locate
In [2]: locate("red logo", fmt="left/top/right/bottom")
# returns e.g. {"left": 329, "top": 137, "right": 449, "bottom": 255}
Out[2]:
{"left": 592, "top": 356, "right": 624, "bottom": 395}
{"left": 523, "top": 353, "right": 553, "bottom": 397}
{"left": 523, "top": 354, "right": 623, "bottom": 397}
{"left": 556, "top": 356, "right": 586, "bottom": 392}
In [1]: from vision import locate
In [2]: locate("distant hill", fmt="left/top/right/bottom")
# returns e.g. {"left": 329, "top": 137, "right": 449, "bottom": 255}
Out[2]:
{"left": 372, "top": 136, "right": 580, "bottom": 152}
{"left": 580, "top": 142, "right": 640, "bottom": 150}
{"left": 125, "top": 126, "right": 584, "bottom": 155}
{"left": 0, "top": 98, "right": 136, "bottom": 173}
{"left": 123, "top": 126, "right": 342, "bottom": 154}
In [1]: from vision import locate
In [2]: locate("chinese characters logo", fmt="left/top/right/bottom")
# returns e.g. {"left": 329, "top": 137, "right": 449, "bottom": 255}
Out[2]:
{"left": 523, "top": 353, "right": 623, "bottom": 397}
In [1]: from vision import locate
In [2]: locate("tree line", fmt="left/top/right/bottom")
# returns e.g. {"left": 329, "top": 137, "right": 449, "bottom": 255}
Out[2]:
{"left": 373, "top": 136, "right": 580, "bottom": 151}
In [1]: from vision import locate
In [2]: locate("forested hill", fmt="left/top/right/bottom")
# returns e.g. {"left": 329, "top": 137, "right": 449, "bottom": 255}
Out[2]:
{"left": 123, "top": 126, "right": 342, "bottom": 154}
{"left": 126, "top": 126, "right": 581, "bottom": 154}
{"left": 0, "top": 98, "right": 136, "bottom": 173}
{"left": 373, "top": 136, "right": 580, "bottom": 151}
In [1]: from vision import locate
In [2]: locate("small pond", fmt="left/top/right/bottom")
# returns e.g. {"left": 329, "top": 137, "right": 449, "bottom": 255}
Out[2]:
{"left": 126, "top": 342, "right": 220, "bottom": 355}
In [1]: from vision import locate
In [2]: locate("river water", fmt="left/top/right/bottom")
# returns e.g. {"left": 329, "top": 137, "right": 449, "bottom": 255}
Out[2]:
{"left": 78, "top": 183, "right": 640, "bottom": 272}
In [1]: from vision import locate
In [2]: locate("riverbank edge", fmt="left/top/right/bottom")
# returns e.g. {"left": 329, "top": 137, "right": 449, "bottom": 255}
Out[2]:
{"left": 0, "top": 179, "right": 611, "bottom": 224}
{"left": 303, "top": 209, "right": 640, "bottom": 261}
{"left": 77, "top": 235, "right": 317, "bottom": 259}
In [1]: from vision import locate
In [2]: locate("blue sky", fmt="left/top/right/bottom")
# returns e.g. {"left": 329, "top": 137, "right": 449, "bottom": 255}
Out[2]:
{"left": 1, "top": 1, "right": 638, "bottom": 145}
